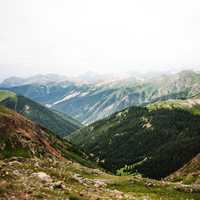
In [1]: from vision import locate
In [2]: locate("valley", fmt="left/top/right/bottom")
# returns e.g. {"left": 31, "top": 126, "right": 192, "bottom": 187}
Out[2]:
{"left": 69, "top": 95, "right": 200, "bottom": 179}
{"left": 0, "top": 71, "right": 200, "bottom": 199}
{"left": 0, "top": 106, "right": 200, "bottom": 200}
{"left": 2, "top": 0, "right": 200, "bottom": 198}
{"left": 0, "top": 91, "right": 82, "bottom": 137}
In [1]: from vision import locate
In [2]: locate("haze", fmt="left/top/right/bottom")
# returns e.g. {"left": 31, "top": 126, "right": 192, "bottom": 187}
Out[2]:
{"left": 1, "top": 0, "right": 200, "bottom": 80}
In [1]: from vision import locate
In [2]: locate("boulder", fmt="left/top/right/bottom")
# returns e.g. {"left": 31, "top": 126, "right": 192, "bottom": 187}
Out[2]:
{"left": 31, "top": 172, "right": 52, "bottom": 183}
{"left": 51, "top": 181, "right": 65, "bottom": 189}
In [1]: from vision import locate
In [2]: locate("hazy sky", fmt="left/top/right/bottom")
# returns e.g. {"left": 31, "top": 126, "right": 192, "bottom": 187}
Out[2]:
{"left": 1, "top": 0, "right": 200, "bottom": 80}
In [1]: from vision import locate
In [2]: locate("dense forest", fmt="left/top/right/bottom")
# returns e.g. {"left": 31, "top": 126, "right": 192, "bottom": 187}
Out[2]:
{"left": 70, "top": 100, "right": 200, "bottom": 179}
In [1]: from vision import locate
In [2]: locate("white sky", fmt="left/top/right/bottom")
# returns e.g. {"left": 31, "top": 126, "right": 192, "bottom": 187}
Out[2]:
{"left": 0, "top": 0, "right": 200, "bottom": 80}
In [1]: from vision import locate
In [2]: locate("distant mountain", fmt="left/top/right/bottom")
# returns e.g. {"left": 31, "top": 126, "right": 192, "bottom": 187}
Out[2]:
{"left": 0, "top": 74, "right": 68, "bottom": 88}
{"left": 0, "top": 90, "right": 82, "bottom": 137}
{"left": 69, "top": 96, "right": 200, "bottom": 179}
{"left": 0, "top": 77, "right": 25, "bottom": 88}
{"left": 1, "top": 70, "right": 200, "bottom": 124}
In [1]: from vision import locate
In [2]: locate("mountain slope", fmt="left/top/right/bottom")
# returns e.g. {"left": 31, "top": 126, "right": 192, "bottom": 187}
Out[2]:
{"left": 3, "top": 70, "right": 200, "bottom": 124}
{"left": 0, "top": 91, "right": 82, "bottom": 137}
{"left": 1, "top": 106, "right": 200, "bottom": 200}
{"left": 167, "top": 153, "right": 200, "bottom": 184}
{"left": 70, "top": 97, "right": 200, "bottom": 179}
{"left": 0, "top": 106, "right": 89, "bottom": 165}
{"left": 0, "top": 90, "right": 16, "bottom": 101}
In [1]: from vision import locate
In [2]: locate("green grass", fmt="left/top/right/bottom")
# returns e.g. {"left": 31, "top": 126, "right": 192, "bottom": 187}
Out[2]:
{"left": 69, "top": 195, "right": 86, "bottom": 200}
{"left": 1, "top": 145, "right": 31, "bottom": 159}
{"left": 0, "top": 90, "right": 16, "bottom": 101}
{"left": 190, "top": 106, "right": 200, "bottom": 115}
{"left": 182, "top": 176, "right": 198, "bottom": 185}
{"left": 147, "top": 99, "right": 200, "bottom": 116}
{"left": 108, "top": 179, "right": 200, "bottom": 200}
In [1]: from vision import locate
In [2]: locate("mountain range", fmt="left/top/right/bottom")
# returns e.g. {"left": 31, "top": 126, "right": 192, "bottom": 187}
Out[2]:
{"left": 1, "top": 70, "right": 200, "bottom": 124}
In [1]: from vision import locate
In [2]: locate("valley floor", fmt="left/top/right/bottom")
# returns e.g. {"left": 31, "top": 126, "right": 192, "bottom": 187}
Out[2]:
{"left": 1, "top": 158, "right": 200, "bottom": 200}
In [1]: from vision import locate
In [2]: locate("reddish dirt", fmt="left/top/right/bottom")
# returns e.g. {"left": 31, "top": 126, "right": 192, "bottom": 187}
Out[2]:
{"left": 0, "top": 107, "right": 63, "bottom": 159}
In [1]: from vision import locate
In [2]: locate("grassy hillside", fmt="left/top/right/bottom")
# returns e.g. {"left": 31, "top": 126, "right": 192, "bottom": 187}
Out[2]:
{"left": 0, "top": 91, "right": 82, "bottom": 137}
{"left": 0, "top": 90, "right": 16, "bottom": 101}
{"left": 1, "top": 107, "right": 200, "bottom": 199}
{"left": 70, "top": 97, "right": 200, "bottom": 179}
{"left": 147, "top": 96, "right": 200, "bottom": 115}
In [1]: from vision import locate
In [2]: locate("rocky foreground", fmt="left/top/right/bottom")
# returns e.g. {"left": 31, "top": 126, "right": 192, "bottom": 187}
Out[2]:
{"left": 1, "top": 157, "right": 200, "bottom": 200}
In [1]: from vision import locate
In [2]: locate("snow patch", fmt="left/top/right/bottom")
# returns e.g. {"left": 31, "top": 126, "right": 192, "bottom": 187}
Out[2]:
{"left": 45, "top": 104, "right": 52, "bottom": 108}
{"left": 53, "top": 92, "right": 81, "bottom": 105}
{"left": 24, "top": 105, "right": 30, "bottom": 113}
{"left": 80, "top": 92, "right": 89, "bottom": 97}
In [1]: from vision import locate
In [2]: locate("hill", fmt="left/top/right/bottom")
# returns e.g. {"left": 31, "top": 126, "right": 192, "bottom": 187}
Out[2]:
{"left": 0, "top": 91, "right": 82, "bottom": 137}
{"left": 0, "top": 90, "right": 16, "bottom": 101}
{"left": 1, "top": 106, "right": 200, "bottom": 199}
{"left": 3, "top": 70, "right": 200, "bottom": 124}
{"left": 0, "top": 106, "right": 89, "bottom": 165}
{"left": 69, "top": 97, "right": 200, "bottom": 179}
{"left": 166, "top": 153, "right": 200, "bottom": 185}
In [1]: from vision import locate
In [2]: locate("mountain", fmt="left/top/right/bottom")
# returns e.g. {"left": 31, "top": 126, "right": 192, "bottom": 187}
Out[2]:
{"left": 1, "top": 70, "right": 200, "bottom": 124}
{"left": 69, "top": 96, "right": 200, "bottom": 179}
{"left": 0, "top": 90, "right": 82, "bottom": 137}
{"left": 1, "top": 106, "right": 200, "bottom": 200}
{"left": 0, "top": 74, "right": 67, "bottom": 88}
{"left": 0, "top": 106, "right": 88, "bottom": 163}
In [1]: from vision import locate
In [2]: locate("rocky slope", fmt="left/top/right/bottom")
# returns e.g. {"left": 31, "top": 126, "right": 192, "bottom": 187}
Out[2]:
{"left": 70, "top": 96, "right": 200, "bottom": 179}
{"left": 0, "top": 91, "right": 82, "bottom": 137}
{"left": 0, "top": 106, "right": 87, "bottom": 164}
{"left": 2, "top": 157, "right": 200, "bottom": 200}
{"left": 167, "top": 153, "right": 200, "bottom": 185}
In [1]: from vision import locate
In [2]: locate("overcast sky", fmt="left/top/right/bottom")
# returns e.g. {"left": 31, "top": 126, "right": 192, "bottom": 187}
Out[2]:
{"left": 0, "top": 0, "right": 200, "bottom": 80}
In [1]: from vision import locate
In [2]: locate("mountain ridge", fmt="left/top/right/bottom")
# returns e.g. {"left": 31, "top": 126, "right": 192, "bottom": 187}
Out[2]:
{"left": 0, "top": 90, "right": 82, "bottom": 137}
{"left": 2, "top": 70, "right": 200, "bottom": 124}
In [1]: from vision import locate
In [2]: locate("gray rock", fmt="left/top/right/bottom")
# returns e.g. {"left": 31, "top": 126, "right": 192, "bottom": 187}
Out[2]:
{"left": 31, "top": 172, "right": 52, "bottom": 183}
{"left": 51, "top": 181, "right": 66, "bottom": 189}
